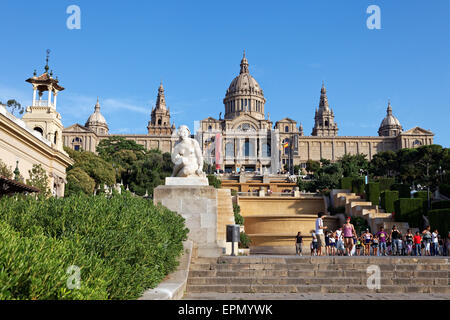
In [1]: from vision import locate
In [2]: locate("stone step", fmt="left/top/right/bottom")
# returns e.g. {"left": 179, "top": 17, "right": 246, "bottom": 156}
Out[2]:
{"left": 186, "top": 284, "right": 450, "bottom": 294}
{"left": 188, "top": 277, "right": 448, "bottom": 286}
{"left": 188, "top": 269, "right": 449, "bottom": 279}
{"left": 214, "top": 256, "right": 450, "bottom": 265}
{"left": 189, "top": 262, "right": 450, "bottom": 272}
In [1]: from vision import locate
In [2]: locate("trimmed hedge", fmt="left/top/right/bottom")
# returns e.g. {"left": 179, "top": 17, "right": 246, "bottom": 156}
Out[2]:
{"left": 365, "top": 182, "right": 380, "bottom": 206}
{"left": 391, "top": 183, "right": 411, "bottom": 198}
{"left": 351, "top": 178, "right": 365, "bottom": 196}
{"left": 413, "top": 191, "right": 430, "bottom": 213}
{"left": 376, "top": 177, "right": 395, "bottom": 192}
{"left": 428, "top": 209, "right": 450, "bottom": 237}
{"left": 431, "top": 200, "right": 450, "bottom": 210}
{"left": 340, "top": 177, "right": 353, "bottom": 190}
{"left": 380, "top": 190, "right": 399, "bottom": 214}
{"left": 0, "top": 193, "right": 189, "bottom": 300}
{"left": 394, "top": 198, "right": 423, "bottom": 228}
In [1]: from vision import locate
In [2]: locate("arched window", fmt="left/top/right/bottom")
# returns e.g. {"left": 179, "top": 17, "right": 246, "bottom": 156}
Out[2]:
{"left": 285, "top": 125, "right": 289, "bottom": 133}
{"left": 413, "top": 140, "right": 422, "bottom": 147}
{"left": 158, "top": 119, "right": 162, "bottom": 125}
{"left": 54, "top": 131, "right": 58, "bottom": 144}
{"left": 34, "top": 127, "right": 43, "bottom": 136}
{"left": 208, "top": 125, "right": 212, "bottom": 132}
{"left": 325, "top": 121, "right": 329, "bottom": 126}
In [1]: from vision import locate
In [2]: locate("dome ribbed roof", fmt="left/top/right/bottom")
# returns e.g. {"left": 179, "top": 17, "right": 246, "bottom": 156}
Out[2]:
{"left": 85, "top": 98, "right": 108, "bottom": 127}
{"left": 225, "top": 52, "right": 264, "bottom": 97}
{"left": 380, "top": 102, "right": 401, "bottom": 127}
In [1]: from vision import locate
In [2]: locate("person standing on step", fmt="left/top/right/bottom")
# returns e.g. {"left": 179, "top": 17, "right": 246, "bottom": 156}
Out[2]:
{"left": 315, "top": 212, "right": 328, "bottom": 256}
{"left": 343, "top": 216, "right": 357, "bottom": 256}
{"left": 422, "top": 226, "right": 432, "bottom": 256}
{"left": 372, "top": 235, "right": 379, "bottom": 256}
{"left": 413, "top": 231, "right": 422, "bottom": 256}
{"left": 376, "top": 227, "right": 389, "bottom": 256}
{"left": 405, "top": 229, "right": 414, "bottom": 256}
{"left": 295, "top": 231, "right": 303, "bottom": 256}
{"left": 390, "top": 226, "right": 402, "bottom": 256}
{"left": 329, "top": 231, "right": 336, "bottom": 256}
{"left": 336, "top": 227, "right": 345, "bottom": 256}
{"left": 362, "top": 228, "right": 373, "bottom": 256}
{"left": 311, "top": 231, "right": 318, "bottom": 256}
{"left": 431, "top": 229, "right": 439, "bottom": 256}
{"left": 325, "top": 231, "right": 331, "bottom": 256}
{"left": 446, "top": 231, "right": 450, "bottom": 256}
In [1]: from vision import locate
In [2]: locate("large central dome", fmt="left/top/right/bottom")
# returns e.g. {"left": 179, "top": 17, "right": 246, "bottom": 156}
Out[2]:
{"left": 223, "top": 53, "right": 266, "bottom": 120}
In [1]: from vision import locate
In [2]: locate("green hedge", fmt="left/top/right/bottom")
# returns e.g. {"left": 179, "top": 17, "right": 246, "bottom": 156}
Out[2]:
{"left": 428, "top": 209, "right": 450, "bottom": 237}
{"left": 0, "top": 193, "right": 189, "bottom": 300}
{"left": 207, "top": 174, "right": 222, "bottom": 188}
{"left": 376, "top": 177, "right": 396, "bottom": 192}
{"left": 413, "top": 191, "right": 430, "bottom": 213}
{"left": 340, "top": 177, "right": 353, "bottom": 190}
{"left": 391, "top": 183, "right": 411, "bottom": 198}
{"left": 365, "top": 182, "right": 380, "bottom": 206}
{"left": 440, "top": 184, "right": 450, "bottom": 198}
{"left": 351, "top": 178, "right": 365, "bottom": 196}
{"left": 380, "top": 191, "right": 399, "bottom": 214}
{"left": 394, "top": 198, "right": 423, "bottom": 228}
{"left": 431, "top": 200, "right": 450, "bottom": 210}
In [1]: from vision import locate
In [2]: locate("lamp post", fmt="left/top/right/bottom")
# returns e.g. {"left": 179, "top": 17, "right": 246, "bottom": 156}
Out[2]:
{"left": 436, "top": 166, "right": 446, "bottom": 183}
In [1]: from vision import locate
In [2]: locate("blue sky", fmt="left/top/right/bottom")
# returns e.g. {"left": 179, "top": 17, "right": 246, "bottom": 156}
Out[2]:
{"left": 1, "top": 0, "right": 449, "bottom": 146}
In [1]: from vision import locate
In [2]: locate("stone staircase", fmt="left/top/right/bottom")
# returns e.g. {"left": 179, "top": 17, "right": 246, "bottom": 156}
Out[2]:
{"left": 185, "top": 256, "right": 450, "bottom": 295}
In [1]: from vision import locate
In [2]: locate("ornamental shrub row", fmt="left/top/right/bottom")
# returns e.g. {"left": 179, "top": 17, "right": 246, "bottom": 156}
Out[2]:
{"left": 391, "top": 183, "right": 411, "bottom": 198}
{"left": 0, "top": 193, "right": 189, "bottom": 300}
{"left": 380, "top": 190, "right": 399, "bottom": 214}
{"left": 431, "top": 200, "right": 450, "bottom": 210}
{"left": 428, "top": 209, "right": 450, "bottom": 237}
{"left": 376, "top": 177, "right": 396, "bottom": 192}
{"left": 351, "top": 178, "right": 365, "bottom": 196}
{"left": 394, "top": 198, "right": 423, "bottom": 228}
{"left": 340, "top": 177, "right": 353, "bottom": 190}
{"left": 365, "top": 182, "right": 380, "bottom": 206}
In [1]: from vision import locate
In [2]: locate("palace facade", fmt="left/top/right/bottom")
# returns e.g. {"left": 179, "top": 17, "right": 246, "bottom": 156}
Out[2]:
{"left": 63, "top": 53, "right": 434, "bottom": 173}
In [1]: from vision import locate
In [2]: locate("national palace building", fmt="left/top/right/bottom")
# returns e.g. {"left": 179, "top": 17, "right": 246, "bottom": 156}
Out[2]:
{"left": 63, "top": 53, "right": 434, "bottom": 174}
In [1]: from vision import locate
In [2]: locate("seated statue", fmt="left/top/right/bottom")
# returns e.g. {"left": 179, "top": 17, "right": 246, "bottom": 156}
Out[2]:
{"left": 171, "top": 125, "right": 205, "bottom": 178}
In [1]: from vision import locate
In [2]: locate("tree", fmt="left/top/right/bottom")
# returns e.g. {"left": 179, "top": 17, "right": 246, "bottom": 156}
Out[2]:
{"left": 338, "top": 154, "right": 369, "bottom": 178}
{"left": 65, "top": 147, "right": 116, "bottom": 193}
{"left": 305, "top": 160, "right": 320, "bottom": 174}
{"left": 96, "top": 136, "right": 146, "bottom": 160}
{"left": 26, "top": 164, "right": 50, "bottom": 196}
{"left": 128, "top": 150, "right": 173, "bottom": 196}
{"left": 0, "top": 99, "right": 24, "bottom": 116}
{"left": 65, "top": 167, "right": 96, "bottom": 196}
{"left": 0, "top": 159, "right": 13, "bottom": 179}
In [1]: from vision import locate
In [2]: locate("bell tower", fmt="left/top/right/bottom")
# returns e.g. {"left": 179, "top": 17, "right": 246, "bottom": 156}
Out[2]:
{"left": 312, "top": 82, "right": 338, "bottom": 137}
{"left": 147, "top": 82, "right": 174, "bottom": 135}
{"left": 22, "top": 50, "right": 65, "bottom": 152}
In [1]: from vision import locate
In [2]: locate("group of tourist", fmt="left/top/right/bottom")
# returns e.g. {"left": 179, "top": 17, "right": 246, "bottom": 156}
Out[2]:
{"left": 294, "top": 213, "right": 450, "bottom": 257}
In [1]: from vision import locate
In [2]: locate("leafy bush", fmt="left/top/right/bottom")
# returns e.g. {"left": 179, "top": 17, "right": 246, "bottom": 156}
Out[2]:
{"left": 230, "top": 189, "right": 238, "bottom": 196}
{"left": 340, "top": 177, "right": 352, "bottom": 190}
{"left": 351, "top": 178, "right": 365, "bottom": 196}
{"left": 376, "top": 177, "right": 395, "bottom": 191}
{"left": 207, "top": 174, "right": 222, "bottom": 188}
{"left": 0, "top": 159, "right": 13, "bottom": 179}
{"left": 365, "top": 182, "right": 380, "bottom": 206}
{"left": 233, "top": 204, "right": 244, "bottom": 225}
{"left": 239, "top": 232, "right": 251, "bottom": 249}
{"left": 380, "top": 190, "right": 399, "bottom": 214}
{"left": 26, "top": 164, "right": 50, "bottom": 196}
{"left": 413, "top": 191, "right": 430, "bottom": 213}
{"left": 65, "top": 167, "right": 96, "bottom": 196}
{"left": 428, "top": 209, "right": 450, "bottom": 237}
{"left": 431, "top": 200, "right": 450, "bottom": 210}
{"left": 394, "top": 198, "right": 423, "bottom": 228}
{"left": 0, "top": 193, "right": 188, "bottom": 300}
{"left": 391, "top": 183, "right": 411, "bottom": 198}
{"left": 439, "top": 184, "right": 450, "bottom": 198}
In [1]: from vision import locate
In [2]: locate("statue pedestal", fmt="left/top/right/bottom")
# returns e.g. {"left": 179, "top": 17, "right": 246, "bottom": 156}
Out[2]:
{"left": 165, "top": 177, "right": 208, "bottom": 186}
{"left": 153, "top": 185, "right": 222, "bottom": 258}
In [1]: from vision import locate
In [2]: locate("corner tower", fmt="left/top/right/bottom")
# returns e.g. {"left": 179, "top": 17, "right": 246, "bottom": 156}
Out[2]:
{"left": 22, "top": 50, "right": 66, "bottom": 151}
{"left": 312, "top": 82, "right": 338, "bottom": 137}
{"left": 223, "top": 52, "right": 266, "bottom": 120}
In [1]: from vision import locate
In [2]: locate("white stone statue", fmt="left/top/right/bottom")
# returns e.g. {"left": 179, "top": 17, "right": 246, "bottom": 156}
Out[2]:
{"left": 171, "top": 125, "right": 205, "bottom": 178}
